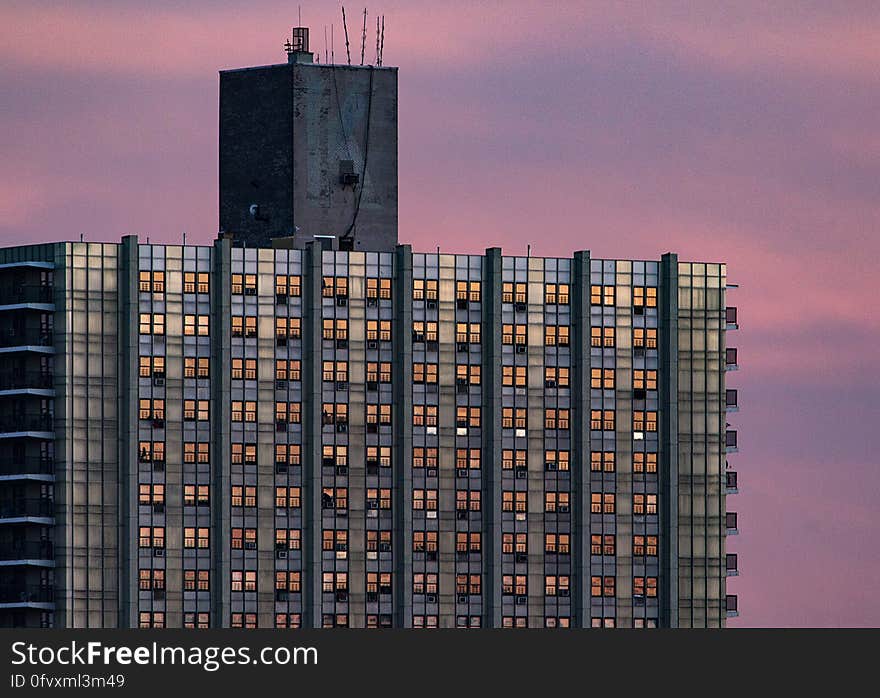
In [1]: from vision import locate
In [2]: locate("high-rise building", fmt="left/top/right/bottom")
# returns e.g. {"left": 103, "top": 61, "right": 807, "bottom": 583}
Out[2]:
{"left": 0, "top": 29, "right": 739, "bottom": 629}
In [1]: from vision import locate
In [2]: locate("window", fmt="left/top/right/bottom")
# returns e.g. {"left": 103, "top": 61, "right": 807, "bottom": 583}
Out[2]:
{"left": 275, "top": 487, "right": 301, "bottom": 509}
{"left": 501, "top": 533, "right": 527, "bottom": 554}
{"left": 456, "top": 406, "right": 481, "bottom": 428}
{"left": 183, "top": 569, "right": 210, "bottom": 592}
{"left": 633, "top": 452, "right": 657, "bottom": 473}
{"left": 544, "top": 491, "right": 570, "bottom": 513}
{"left": 544, "top": 366, "right": 569, "bottom": 388}
{"left": 139, "top": 356, "right": 165, "bottom": 378}
{"left": 412, "top": 406, "right": 438, "bottom": 428}
{"left": 591, "top": 576, "right": 616, "bottom": 597}
{"left": 501, "top": 282, "right": 527, "bottom": 304}
{"left": 322, "top": 360, "right": 348, "bottom": 383}
{"left": 365, "top": 404, "right": 392, "bottom": 426}
{"left": 232, "top": 358, "right": 257, "bottom": 380}
{"left": 321, "top": 487, "right": 348, "bottom": 509}
{"left": 590, "top": 534, "right": 615, "bottom": 556}
{"left": 502, "top": 365, "right": 527, "bottom": 387}
{"left": 412, "top": 573, "right": 438, "bottom": 595}
{"left": 138, "top": 441, "right": 164, "bottom": 463}
{"left": 501, "top": 407, "right": 526, "bottom": 429}
{"left": 413, "top": 279, "right": 438, "bottom": 301}
{"left": 544, "top": 325, "right": 570, "bottom": 347}
{"left": 591, "top": 493, "right": 615, "bottom": 514}
{"left": 633, "top": 327, "right": 657, "bottom": 349}
{"left": 501, "top": 491, "right": 527, "bottom": 513}
{"left": 545, "top": 575, "right": 569, "bottom": 596}
{"left": 412, "top": 321, "right": 436, "bottom": 343}
{"left": 590, "top": 368, "right": 616, "bottom": 389}
{"left": 413, "top": 363, "right": 438, "bottom": 384}
{"left": 230, "top": 443, "right": 257, "bottom": 465}
{"left": 633, "top": 535, "right": 658, "bottom": 557}
{"left": 139, "top": 313, "right": 165, "bottom": 335}
{"left": 182, "top": 485, "right": 209, "bottom": 506}
{"left": 591, "top": 326, "right": 617, "bottom": 347}
{"left": 455, "top": 574, "right": 481, "bottom": 595}
{"left": 139, "top": 270, "right": 165, "bottom": 293}
{"left": 183, "top": 527, "right": 209, "bottom": 549}
{"left": 275, "top": 444, "right": 301, "bottom": 467}
{"left": 633, "top": 493, "right": 658, "bottom": 515}
{"left": 231, "top": 485, "right": 256, "bottom": 507}
{"left": 502, "top": 324, "right": 527, "bottom": 345}
{"left": 544, "top": 408, "right": 569, "bottom": 430}
{"left": 545, "top": 283, "right": 569, "bottom": 305}
{"left": 545, "top": 449, "right": 569, "bottom": 471}
{"left": 590, "top": 409, "right": 615, "bottom": 430}
{"left": 231, "top": 528, "right": 257, "bottom": 550}
{"left": 275, "top": 359, "right": 301, "bottom": 381}
{"left": 633, "top": 369, "right": 657, "bottom": 390}
{"left": 138, "top": 483, "right": 164, "bottom": 505}
{"left": 183, "top": 314, "right": 209, "bottom": 336}
{"left": 455, "top": 448, "right": 481, "bottom": 470}
{"left": 412, "top": 447, "right": 438, "bottom": 469}
{"left": 455, "top": 364, "right": 481, "bottom": 386}
{"left": 633, "top": 411, "right": 657, "bottom": 432}
{"left": 633, "top": 576, "right": 658, "bottom": 597}
{"left": 455, "top": 489, "right": 481, "bottom": 511}
{"left": 545, "top": 533, "right": 570, "bottom": 554}
{"left": 322, "top": 318, "right": 348, "bottom": 340}
{"left": 590, "top": 451, "right": 615, "bottom": 473}
{"left": 183, "top": 357, "right": 209, "bottom": 379}
{"left": 231, "top": 401, "right": 256, "bottom": 422}
{"left": 182, "top": 399, "right": 209, "bottom": 422}
{"left": 322, "top": 276, "right": 348, "bottom": 298}
{"left": 413, "top": 531, "right": 438, "bottom": 553}
{"left": 412, "top": 489, "right": 438, "bottom": 511}
{"left": 633, "top": 287, "right": 657, "bottom": 308}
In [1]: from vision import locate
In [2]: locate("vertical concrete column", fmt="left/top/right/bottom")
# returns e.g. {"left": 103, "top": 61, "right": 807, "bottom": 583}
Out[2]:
{"left": 301, "top": 241, "right": 324, "bottom": 628}
{"left": 614, "top": 263, "right": 633, "bottom": 628}
{"left": 481, "top": 247, "right": 503, "bottom": 628}
{"left": 526, "top": 258, "right": 545, "bottom": 628}
{"left": 211, "top": 236, "right": 233, "bottom": 627}
{"left": 571, "top": 250, "right": 591, "bottom": 627}
{"left": 659, "top": 253, "right": 679, "bottom": 628}
{"left": 392, "top": 245, "right": 413, "bottom": 627}
{"left": 117, "top": 235, "right": 139, "bottom": 628}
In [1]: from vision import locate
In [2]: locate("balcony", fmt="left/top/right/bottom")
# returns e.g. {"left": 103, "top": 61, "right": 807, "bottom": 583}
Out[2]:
{"left": 725, "top": 512, "right": 738, "bottom": 535}
{"left": 0, "top": 541, "right": 54, "bottom": 565}
{"left": 0, "top": 499, "right": 54, "bottom": 522}
{"left": 726, "top": 470, "right": 738, "bottom": 494}
{"left": 0, "top": 584, "right": 54, "bottom": 607}
{"left": 0, "top": 330, "right": 54, "bottom": 352}
{"left": 726, "top": 553, "right": 739, "bottom": 577}
{"left": 725, "top": 389, "right": 738, "bottom": 412}
{"left": 0, "top": 415, "right": 53, "bottom": 437}
{"left": 726, "top": 429, "right": 738, "bottom": 453}
{"left": 0, "top": 286, "right": 54, "bottom": 308}
{"left": 725, "top": 594, "right": 739, "bottom": 618}
{"left": 725, "top": 306, "right": 738, "bottom": 330}
{"left": 0, "top": 371, "right": 53, "bottom": 395}
{"left": 725, "top": 348, "right": 738, "bottom": 371}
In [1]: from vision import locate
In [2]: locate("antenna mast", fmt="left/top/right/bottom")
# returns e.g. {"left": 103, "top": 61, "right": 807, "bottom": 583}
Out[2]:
{"left": 360, "top": 8, "right": 367, "bottom": 66}
{"left": 324, "top": 25, "right": 329, "bottom": 64}
{"left": 341, "top": 6, "right": 351, "bottom": 65}
{"left": 379, "top": 15, "right": 385, "bottom": 66}
{"left": 375, "top": 15, "right": 380, "bottom": 65}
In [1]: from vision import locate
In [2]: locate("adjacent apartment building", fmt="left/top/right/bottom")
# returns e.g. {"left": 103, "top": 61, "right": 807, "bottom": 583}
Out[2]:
{"left": 0, "top": 28, "right": 740, "bottom": 629}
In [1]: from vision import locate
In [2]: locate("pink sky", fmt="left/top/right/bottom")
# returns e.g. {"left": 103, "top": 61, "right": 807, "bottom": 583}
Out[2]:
{"left": 1, "top": 1, "right": 878, "bottom": 626}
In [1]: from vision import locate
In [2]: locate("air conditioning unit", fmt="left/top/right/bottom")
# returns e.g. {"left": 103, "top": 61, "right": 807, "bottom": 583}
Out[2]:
{"left": 275, "top": 463, "right": 288, "bottom": 474}
{"left": 367, "top": 340, "right": 378, "bottom": 349}
{"left": 276, "top": 549, "right": 288, "bottom": 559}
{"left": 426, "top": 594, "right": 437, "bottom": 603}
{"left": 426, "top": 300, "right": 437, "bottom": 309}
{"left": 152, "top": 377, "right": 165, "bottom": 387}
{"left": 152, "top": 503, "right": 165, "bottom": 513}
{"left": 426, "top": 467, "right": 438, "bottom": 477}
{"left": 276, "top": 590, "right": 289, "bottom": 601}
{"left": 515, "top": 345, "right": 527, "bottom": 354}
{"left": 336, "top": 422, "right": 348, "bottom": 433}
{"left": 366, "top": 592, "right": 378, "bottom": 602}
{"left": 426, "top": 552, "right": 437, "bottom": 562}
{"left": 245, "top": 287, "right": 257, "bottom": 296}
{"left": 558, "top": 505, "right": 570, "bottom": 513}
{"left": 456, "top": 510, "right": 467, "bottom": 520}
{"left": 457, "top": 594, "right": 468, "bottom": 604}
{"left": 367, "top": 298, "right": 378, "bottom": 307}
{"left": 379, "top": 543, "right": 391, "bottom": 553}
{"left": 457, "top": 342, "right": 468, "bottom": 352}
{"left": 545, "top": 462, "right": 557, "bottom": 471}
{"left": 515, "top": 553, "right": 527, "bottom": 564}
{"left": 335, "top": 465, "right": 348, "bottom": 475}
{"left": 515, "top": 302, "right": 527, "bottom": 312}
{"left": 276, "top": 337, "right": 288, "bottom": 347}
{"left": 367, "top": 500, "right": 379, "bottom": 510}
{"left": 545, "top": 380, "right": 556, "bottom": 389}
{"left": 336, "top": 297, "right": 347, "bottom": 307}
{"left": 336, "top": 339, "right": 348, "bottom": 349}
{"left": 515, "top": 595, "right": 526, "bottom": 605}
{"left": 275, "top": 379, "right": 287, "bottom": 389}
{"left": 456, "top": 468, "right": 468, "bottom": 478}
{"left": 366, "top": 381, "right": 378, "bottom": 391}
{"left": 336, "top": 591, "right": 348, "bottom": 602}
{"left": 456, "top": 299, "right": 468, "bottom": 310}
{"left": 515, "top": 468, "right": 526, "bottom": 479}
{"left": 153, "top": 548, "right": 164, "bottom": 557}
{"left": 336, "top": 381, "right": 348, "bottom": 391}
{"left": 559, "top": 588, "right": 570, "bottom": 597}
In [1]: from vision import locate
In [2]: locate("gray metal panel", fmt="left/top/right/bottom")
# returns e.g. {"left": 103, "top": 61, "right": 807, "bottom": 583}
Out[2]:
{"left": 211, "top": 237, "right": 233, "bottom": 626}
{"left": 392, "top": 245, "right": 414, "bottom": 626}
{"left": 659, "top": 253, "right": 679, "bottom": 628}
{"left": 481, "top": 248, "right": 503, "bottom": 627}
{"left": 571, "top": 250, "right": 591, "bottom": 627}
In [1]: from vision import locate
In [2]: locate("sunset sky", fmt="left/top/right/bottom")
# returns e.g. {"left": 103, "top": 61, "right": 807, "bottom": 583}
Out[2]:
{"left": 2, "top": 1, "right": 877, "bottom": 626}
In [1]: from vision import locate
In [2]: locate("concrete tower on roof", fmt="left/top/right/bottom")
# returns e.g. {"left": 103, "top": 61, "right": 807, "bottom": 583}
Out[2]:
{"left": 219, "top": 27, "right": 398, "bottom": 251}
